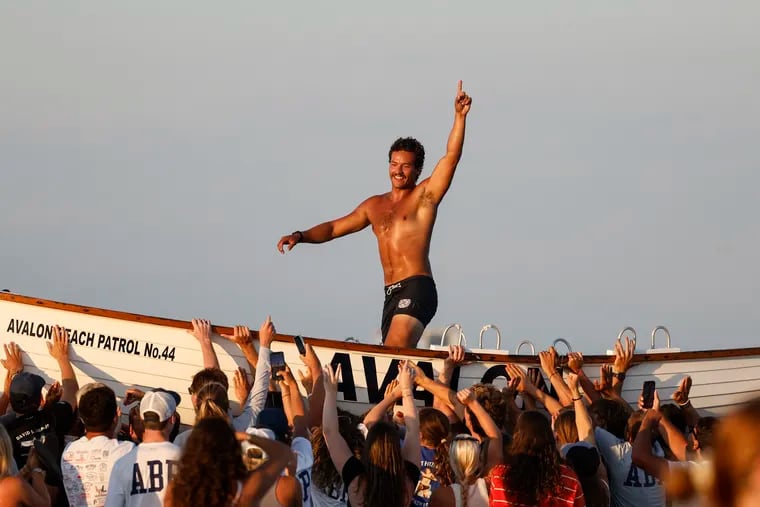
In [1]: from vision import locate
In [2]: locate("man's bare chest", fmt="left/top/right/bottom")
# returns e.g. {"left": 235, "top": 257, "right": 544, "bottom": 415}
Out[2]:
{"left": 368, "top": 197, "right": 433, "bottom": 235}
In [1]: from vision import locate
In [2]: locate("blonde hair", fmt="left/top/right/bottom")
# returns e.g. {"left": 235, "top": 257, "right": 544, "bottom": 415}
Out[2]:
{"left": 194, "top": 382, "right": 229, "bottom": 423}
{"left": 449, "top": 435, "right": 483, "bottom": 507}
{"left": 0, "top": 425, "right": 14, "bottom": 478}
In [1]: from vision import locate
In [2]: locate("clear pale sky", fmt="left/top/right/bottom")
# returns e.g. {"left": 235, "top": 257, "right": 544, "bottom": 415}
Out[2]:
{"left": 2, "top": 2, "right": 758, "bottom": 353}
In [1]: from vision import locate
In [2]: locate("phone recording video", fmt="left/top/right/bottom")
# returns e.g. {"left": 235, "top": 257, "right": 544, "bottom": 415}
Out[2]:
{"left": 270, "top": 351, "right": 286, "bottom": 380}
{"left": 641, "top": 380, "right": 656, "bottom": 409}
{"left": 294, "top": 335, "right": 306, "bottom": 356}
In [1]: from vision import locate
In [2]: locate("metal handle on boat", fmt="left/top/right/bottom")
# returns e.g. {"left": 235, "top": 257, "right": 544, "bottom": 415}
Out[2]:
{"left": 478, "top": 324, "right": 501, "bottom": 350}
{"left": 441, "top": 324, "right": 466, "bottom": 347}
{"left": 552, "top": 338, "right": 573, "bottom": 354}
{"left": 515, "top": 340, "right": 536, "bottom": 355}
{"left": 618, "top": 326, "right": 637, "bottom": 348}
{"left": 651, "top": 326, "right": 671, "bottom": 349}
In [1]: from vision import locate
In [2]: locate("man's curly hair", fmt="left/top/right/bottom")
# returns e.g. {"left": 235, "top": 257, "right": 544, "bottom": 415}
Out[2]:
{"left": 469, "top": 383, "right": 508, "bottom": 436}
{"left": 389, "top": 137, "right": 425, "bottom": 173}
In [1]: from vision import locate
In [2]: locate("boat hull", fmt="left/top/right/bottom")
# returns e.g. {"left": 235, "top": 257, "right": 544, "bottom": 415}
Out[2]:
{"left": 1, "top": 293, "right": 758, "bottom": 422}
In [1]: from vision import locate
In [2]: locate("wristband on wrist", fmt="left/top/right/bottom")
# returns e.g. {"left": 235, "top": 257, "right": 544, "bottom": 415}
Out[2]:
{"left": 612, "top": 371, "right": 626, "bottom": 381}
{"left": 678, "top": 399, "right": 691, "bottom": 407}
{"left": 292, "top": 231, "right": 304, "bottom": 242}
{"left": 572, "top": 396, "right": 583, "bottom": 402}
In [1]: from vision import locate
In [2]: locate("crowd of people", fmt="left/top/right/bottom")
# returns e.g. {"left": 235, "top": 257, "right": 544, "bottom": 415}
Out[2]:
{"left": 0, "top": 316, "right": 757, "bottom": 507}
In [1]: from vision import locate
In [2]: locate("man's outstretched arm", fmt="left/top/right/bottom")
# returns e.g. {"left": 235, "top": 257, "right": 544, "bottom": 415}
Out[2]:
{"left": 277, "top": 199, "right": 371, "bottom": 253}
{"left": 422, "top": 80, "right": 472, "bottom": 204}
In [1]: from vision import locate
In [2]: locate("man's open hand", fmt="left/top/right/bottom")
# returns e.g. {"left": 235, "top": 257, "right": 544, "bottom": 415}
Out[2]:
{"left": 1, "top": 342, "right": 23, "bottom": 375}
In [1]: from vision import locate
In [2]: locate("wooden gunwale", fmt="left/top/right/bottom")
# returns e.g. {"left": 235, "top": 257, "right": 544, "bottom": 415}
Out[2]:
{"left": 2, "top": 292, "right": 759, "bottom": 364}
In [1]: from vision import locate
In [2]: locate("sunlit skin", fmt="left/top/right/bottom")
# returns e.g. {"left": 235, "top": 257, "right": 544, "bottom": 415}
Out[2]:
{"left": 278, "top": 81, "right": 472, "bottom": 348}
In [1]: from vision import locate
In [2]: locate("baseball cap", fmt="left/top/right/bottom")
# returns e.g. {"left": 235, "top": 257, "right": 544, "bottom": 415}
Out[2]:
{"left": 154, "top": 388, "right": 181, "bottom": 406}
{"left": 10, "top": 372, "right": 46, "bottom": 397}
{"left": 246, "top": 427, "right": 276, "bottom": 441}
{"left": 139, "top": 391, "right": 177, "bottom": 422}
{"left": 9, "top": 372, "right": 46, "bottom": 412}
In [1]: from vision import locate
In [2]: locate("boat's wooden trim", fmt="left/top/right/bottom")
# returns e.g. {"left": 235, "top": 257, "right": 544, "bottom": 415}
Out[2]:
{"left": 2, "top": 292, "right": 759, "bottom": 363}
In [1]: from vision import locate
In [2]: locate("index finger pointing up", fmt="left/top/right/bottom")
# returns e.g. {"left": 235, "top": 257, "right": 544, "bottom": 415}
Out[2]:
{"left": 457, "top": 80, "right": 463, "bottom": 93}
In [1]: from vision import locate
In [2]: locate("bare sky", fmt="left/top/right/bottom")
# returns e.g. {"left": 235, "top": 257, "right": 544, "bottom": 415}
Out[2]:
{"left": 2, "top": 2, "right": 758, "bottom": 353}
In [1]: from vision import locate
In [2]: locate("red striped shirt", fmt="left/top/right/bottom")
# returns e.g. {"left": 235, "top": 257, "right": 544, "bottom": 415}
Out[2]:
{"left": 489, "top": 464, "right": 585, "bottom": 507}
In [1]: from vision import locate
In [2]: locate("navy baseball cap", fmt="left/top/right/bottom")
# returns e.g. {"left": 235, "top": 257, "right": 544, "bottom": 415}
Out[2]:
{"left": 10, "top": 372, "right": 46, "bottom": 412}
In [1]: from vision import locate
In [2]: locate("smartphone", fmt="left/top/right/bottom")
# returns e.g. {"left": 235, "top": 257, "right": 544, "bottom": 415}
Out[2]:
{"left": 270, "top": 351, "right": 286, "bottom": 380}
{"left": 641, "top": 380, "right": 656, "bottom": 409}
{"left": 293, "top": 335, "right": 306, "bottom": 356}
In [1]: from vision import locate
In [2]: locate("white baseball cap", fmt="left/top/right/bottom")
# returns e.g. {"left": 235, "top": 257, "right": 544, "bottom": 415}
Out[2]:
{"left": 139, "top": 391, "right": 177, "bottom": 422}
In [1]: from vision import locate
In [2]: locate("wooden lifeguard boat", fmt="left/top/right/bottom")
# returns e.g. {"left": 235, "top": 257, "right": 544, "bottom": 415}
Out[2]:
{"left": 2, "top": 291, "right": 758, "bottom": 423}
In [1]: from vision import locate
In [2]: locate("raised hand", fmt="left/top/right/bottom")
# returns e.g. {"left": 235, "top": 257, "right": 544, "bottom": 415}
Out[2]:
{"left": 398, "top": 360, "right": 416, "bottom": 392}
{"left": 539, "top": 348, "right": 559, "bottom": 377}
{"left": 277, "top": 232, "right": 302, "bottom": 254}
{"left": 44, "top": 381, "right": 62, "bottom": 407}
{"left": 1, "top": 342, "right": 23, "bottom": 375}
{"left": 567, "top": 352, "right": 584, "bottom": 374}
{"left": 505, "top": 363, "right": 529, "bottom": 392}
{"left": 503, "top": 376, "right": 521, "bottom": 400}
{"left": 297, "top": 368, "right": 314, "bottom": 394}
{"left": 384, "top": 378, "right": 401, "bottom": 400}
{"left": 322, "top": 363, "right": 342, "bottom": 393}
{"left": 613, "top": 336, "right": 635, "bottom": 373}
{"left": 259, "top": 316, "right": 276, "bottom": 348}
{"left": 594, "top": 364, "right": 614, "bottom": 393}
{"left": 188, "top": 319, "right": 213, "bottom": 346}
{"left": 233, "top": 367, "right": 252, "bottom": 404}
{"left": 445, "top": 345, "right": 466, "bottom": 368}
{"left": 639, "top": 389, "right": 661, "bottom": 412}
{"left": 47, "top": 325, "right": 70, "bottom": 361}
{"left": 222, "top": 325, "right": 253, "bottom": 349}
{"left": 123, "top": 387, "right": 145, "bottom": 406}
{"left": 566, "top": 372, "right": 580, "bottom": 395}
{"left": 301, "top": 343, "right": 321, "bottom": 372}
{"left": 672, "top": 375, "right": 692, "bottom": 405}
{"left": 456, "top": 387, "right": 476, "bottom": 406}
{"left": 277, "top": 366, "right": 296, "bottom": 394}
{"left": 409, "top": 361, "right": 428, "bottom": 385}
{"left": 454, "top": 80, "right": 472, "bottom": 116}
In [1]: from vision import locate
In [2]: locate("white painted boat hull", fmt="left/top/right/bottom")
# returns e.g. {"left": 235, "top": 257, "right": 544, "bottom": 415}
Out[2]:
{"left": 1, "top": 293, "right": 758, "bottom": 422}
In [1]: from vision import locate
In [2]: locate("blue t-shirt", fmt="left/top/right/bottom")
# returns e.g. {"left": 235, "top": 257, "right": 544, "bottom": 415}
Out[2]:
{"left": 412, "top": 446, "right": 440, "bottom": 507}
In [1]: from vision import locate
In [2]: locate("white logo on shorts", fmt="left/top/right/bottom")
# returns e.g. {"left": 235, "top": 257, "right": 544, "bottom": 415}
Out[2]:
{"left": 398, "top": 299, "right": 411, "bottom": 309}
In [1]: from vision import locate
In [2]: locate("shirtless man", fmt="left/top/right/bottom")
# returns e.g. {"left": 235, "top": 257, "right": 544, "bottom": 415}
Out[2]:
{"left": 277, "top": 81, "right": 472, "bottom": 348}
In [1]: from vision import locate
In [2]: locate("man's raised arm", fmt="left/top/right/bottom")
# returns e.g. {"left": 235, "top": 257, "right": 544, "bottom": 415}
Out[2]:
{"left": 277, "top": 199, "right": 371, "bottom": 253}
{"left": 422, "top": 80, "right": 472, "bottom": 204}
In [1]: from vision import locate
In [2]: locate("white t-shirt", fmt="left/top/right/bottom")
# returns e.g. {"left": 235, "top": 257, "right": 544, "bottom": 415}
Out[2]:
{"left": 61, "top": 435, "right": 135, "bottom": 507}
{"left": 311, "top": 483, "right": 348, "bottom": 507}
{"left": 292, "top": 436, "right": 315, "bottom": 507}
{"left": 595, "top": 427, "right": 666, "bottom": 507}
{"left": 104, "top": 441, "right": 182, "bottom": 507}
